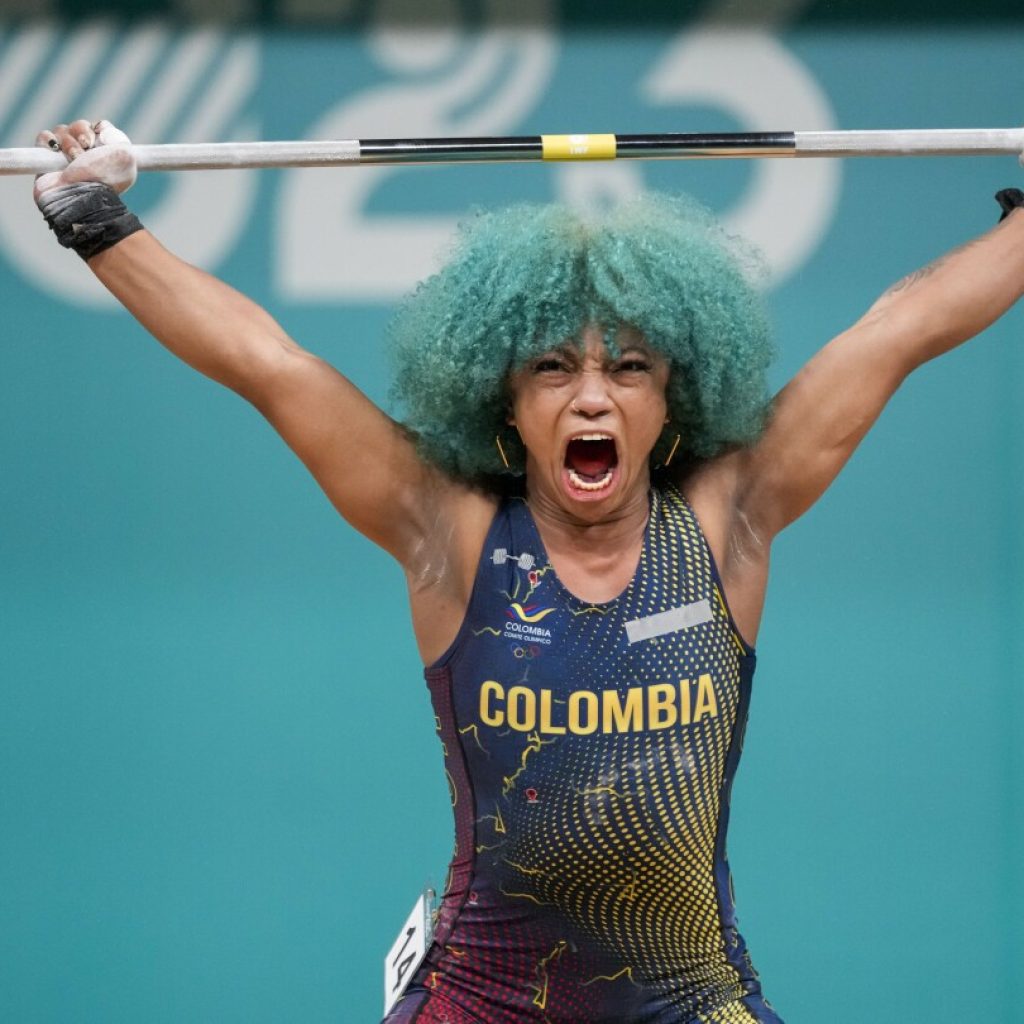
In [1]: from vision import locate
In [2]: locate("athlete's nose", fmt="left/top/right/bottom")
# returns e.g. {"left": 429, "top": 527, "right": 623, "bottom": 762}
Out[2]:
{"left": 570, "top": 368, "right": 613, "bottom": 418}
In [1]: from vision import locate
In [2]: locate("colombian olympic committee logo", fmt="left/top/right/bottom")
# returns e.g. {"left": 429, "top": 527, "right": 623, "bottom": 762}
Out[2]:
{"left": 504, "top": 602, "right": 555, "bottom": 646}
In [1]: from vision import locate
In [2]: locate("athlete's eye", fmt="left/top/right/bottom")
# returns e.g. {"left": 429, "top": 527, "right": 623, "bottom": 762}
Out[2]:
{"left": 613, "top": 357, "right": 652, "bottom": 373}
{"left": 532, "top": 356, "right": 572, "bottom": 374}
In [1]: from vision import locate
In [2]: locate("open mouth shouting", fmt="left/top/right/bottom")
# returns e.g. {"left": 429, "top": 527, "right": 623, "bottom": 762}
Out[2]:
{"left": 563, "top": 434, "right": 619, "bottom": 496}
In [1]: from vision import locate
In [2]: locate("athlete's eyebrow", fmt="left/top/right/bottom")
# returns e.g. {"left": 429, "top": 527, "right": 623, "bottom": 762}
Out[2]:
{"left": 531, "top": 345, "right": 579, "bottom": 364}
{"left": 612, "top": 341, "right": 662, "bottom": 365}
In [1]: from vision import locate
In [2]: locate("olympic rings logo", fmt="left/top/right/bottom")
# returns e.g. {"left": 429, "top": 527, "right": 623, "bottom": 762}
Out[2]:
{"left": 512, "top": 645, "right": 542, "bottom": 660}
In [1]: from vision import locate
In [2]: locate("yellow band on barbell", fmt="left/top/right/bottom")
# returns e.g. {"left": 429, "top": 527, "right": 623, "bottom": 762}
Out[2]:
{"left": 541, "top": 134, "right": 617, "bottom": 160}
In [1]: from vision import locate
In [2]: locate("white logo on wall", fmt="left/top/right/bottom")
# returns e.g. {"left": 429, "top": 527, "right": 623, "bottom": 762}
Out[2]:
{"left": 279, "top": 0, "right": 838, "bottom": 300}
{"left": 0, "top": 22, "right": 259, "bottom": 308}
{"left": 0, "top": 0, "right": 837, "bottom": 306}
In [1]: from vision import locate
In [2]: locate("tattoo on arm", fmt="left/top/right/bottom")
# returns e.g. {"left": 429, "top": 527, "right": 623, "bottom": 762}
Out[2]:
{"left": 880, "top": 237, "right": 982, "bottom": 300}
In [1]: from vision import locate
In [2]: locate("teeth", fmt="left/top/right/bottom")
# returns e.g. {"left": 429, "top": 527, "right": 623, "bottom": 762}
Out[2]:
{"left": 567, "top": 468, "right": 614, "bottom": 492}
{"left": 573, "top": 433, "right": 613, "bottom": 442}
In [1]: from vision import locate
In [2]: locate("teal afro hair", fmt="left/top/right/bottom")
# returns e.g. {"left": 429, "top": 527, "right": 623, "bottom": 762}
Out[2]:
{"left": 388, "top": 192, "right": 774, "bottom": 481}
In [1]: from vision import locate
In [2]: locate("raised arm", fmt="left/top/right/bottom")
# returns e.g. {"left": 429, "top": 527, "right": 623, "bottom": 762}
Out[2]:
{"left": 738, "top": 194, "right": 1024, "bottom": 541}
{"left": 683, "top": 192, "right": 1024, "bottom": 644}
{"left": 34, "top": 120, "right": 466, "bottom": 568}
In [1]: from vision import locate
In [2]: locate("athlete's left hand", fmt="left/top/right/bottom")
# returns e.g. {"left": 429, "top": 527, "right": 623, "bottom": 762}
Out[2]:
{"left": 33, "top": 119, "right": 136, "bottom": 206}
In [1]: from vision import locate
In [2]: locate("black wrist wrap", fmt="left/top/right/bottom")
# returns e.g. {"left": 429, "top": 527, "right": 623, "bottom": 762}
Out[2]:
{"left": 38, "top": 181, "right": 143, "bottom": 260}
{"left": 995, "top": 188, "right": 1024, "bottom": 222}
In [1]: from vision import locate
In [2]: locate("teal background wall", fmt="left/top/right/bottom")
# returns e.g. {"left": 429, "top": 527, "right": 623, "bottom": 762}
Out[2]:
{"left": 1, "top": 2, "right": 1021, "bottom": 1021}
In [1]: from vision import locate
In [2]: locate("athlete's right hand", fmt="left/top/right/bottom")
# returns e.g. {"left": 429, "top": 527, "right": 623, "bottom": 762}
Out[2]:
{"left": 33, "top": 119, "right": 136, "bottom": 208}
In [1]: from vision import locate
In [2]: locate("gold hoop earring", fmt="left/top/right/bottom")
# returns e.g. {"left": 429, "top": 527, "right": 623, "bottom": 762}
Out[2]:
{"left": 495, "top": 434, "right": 510, "bottom": 470}
{"left": 662, "top": 433, "right": 681, "bottom": 468}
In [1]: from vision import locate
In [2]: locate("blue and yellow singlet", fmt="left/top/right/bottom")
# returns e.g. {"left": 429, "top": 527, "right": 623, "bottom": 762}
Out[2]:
{"left": 386, "top": 483, "right": 781, "bottom": 1024}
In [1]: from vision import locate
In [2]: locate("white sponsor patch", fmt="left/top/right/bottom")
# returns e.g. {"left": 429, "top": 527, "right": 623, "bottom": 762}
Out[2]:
{"left": 625, "top": 599, "right": 713, "bottom": 645}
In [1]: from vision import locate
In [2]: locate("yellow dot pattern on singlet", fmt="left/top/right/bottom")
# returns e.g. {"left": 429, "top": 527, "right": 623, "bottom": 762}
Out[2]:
{"left": 493, "top": 487, "right": 759, "bottom": 1018}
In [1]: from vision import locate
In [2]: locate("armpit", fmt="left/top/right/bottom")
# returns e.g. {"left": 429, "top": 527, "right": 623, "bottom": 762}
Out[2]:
{"left": 726, "top": 505, "right": 767, "bottom": 574}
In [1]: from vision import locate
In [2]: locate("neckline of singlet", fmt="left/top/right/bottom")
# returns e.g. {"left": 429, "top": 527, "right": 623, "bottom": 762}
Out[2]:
{"left": 425, "top": 482, "right": 756, "bottom": 673}
{"left": 514, "top": 486, "right": 662, "bottom": 612}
